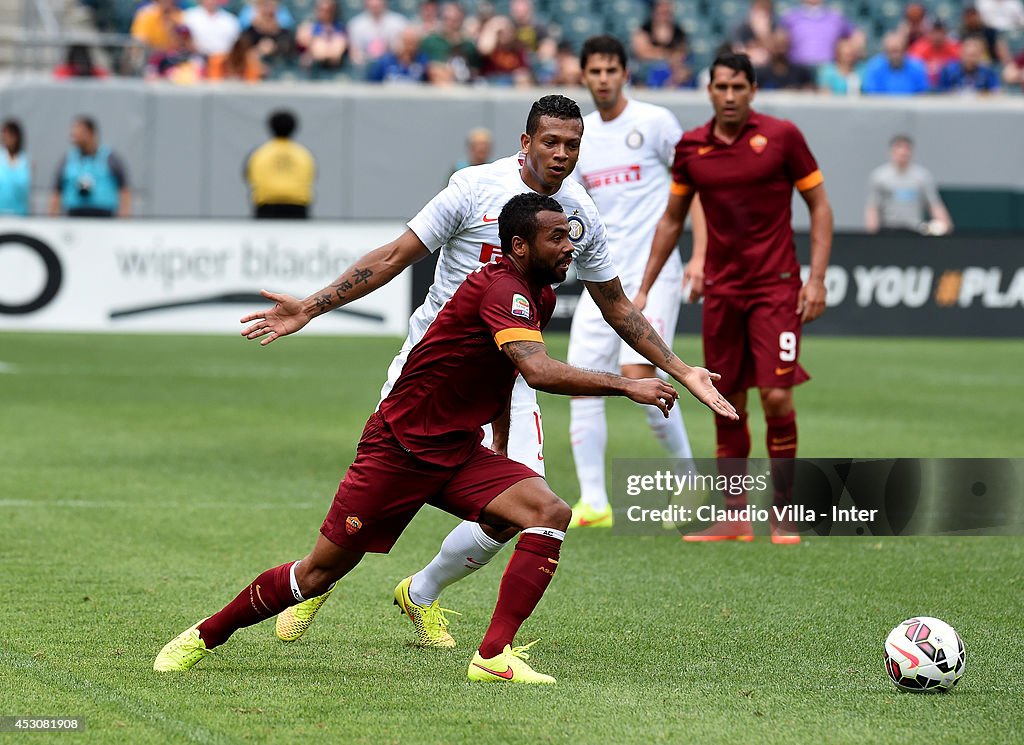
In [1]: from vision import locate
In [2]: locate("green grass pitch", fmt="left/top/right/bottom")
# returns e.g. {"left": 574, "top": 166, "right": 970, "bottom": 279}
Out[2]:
{"left": 1, "top": 331, "right": 1022, "bottom": 744}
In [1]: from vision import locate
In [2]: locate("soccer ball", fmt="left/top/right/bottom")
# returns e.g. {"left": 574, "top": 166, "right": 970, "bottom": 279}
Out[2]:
{"left": 884, "top": 616, "right": 965, "bottom": 692}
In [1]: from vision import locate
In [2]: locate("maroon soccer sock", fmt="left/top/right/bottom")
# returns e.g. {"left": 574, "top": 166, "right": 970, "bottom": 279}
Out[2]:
{"left": 477, "top": 532, "right": 561, "bottom": 659}
{"left": 715, "top": 412, "right": 751, "bottom": 509}
{"left": 198, "top": 562, "right": 296, "bottom": 649}
{"left": 766, "top": 412, "right": 797, "bottom": 509}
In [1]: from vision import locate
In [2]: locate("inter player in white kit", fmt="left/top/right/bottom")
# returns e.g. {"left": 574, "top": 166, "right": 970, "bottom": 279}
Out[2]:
{"left": 567, "top": 35, "right": 706, "bottom": 529}
{"left": 240, "top": 95, "right": 735, "bottom": 649}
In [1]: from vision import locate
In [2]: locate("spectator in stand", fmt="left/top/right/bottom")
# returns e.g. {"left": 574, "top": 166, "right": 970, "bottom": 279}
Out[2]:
{"left": 866, "top": 134, "right": 952, "bottom": 235}
{"left": 367, "top": 26, "right": 429, "bottom": 84}
{"left": 817, "top": 35, "right": 863, "bottom": 95}
{"left": 451, "top": 127, "right": 492, "bottom": 174}
{"left": 754, "top": 29, "right": 815, "bottom": 90}
{"left": 477, "top": 15, "right": 532, "bottom": 86}
{"left": 245, "top": 110, "right": 315, "bottom": 218}
{"left": 184, "top": 0, "right": 240, "bottom": 60}
{"left": 347, "top": 0, "right": 408, "bottom": 68}
{"left": 908, "top": 20, "right": 961, "bottom": 89}
{"left": 296, "top": 0, "right": 347, "bottom": 78}
{"left": 132, "top": 0, "right": 184, "bottom": 52}
{"left": 780, "top": 0, "right": 864, "bottom": 68}
{"left": 53, "top": 44, "right": 110, "bottom": 78}
{"left": 632, "top": 0, "right": 688, "bottom": 69}
{"left": 238, "top": 0, "right": 293, "bottom": 29}
{"left": 416, "top": 0, "right": 442, "bottom": 36}
{"left": 731, "top": 0, "right": 777, "bottom": 67}
{"left": 146, "top": 24, "right": 205, "bottom": 83}
{"left": 544, "top": 40, "right": 582, "bottom": 86}
{"left": 897, "top": 4, "right": 932, "bottom": 48}
{"left": 960, "top": 6, "right": 1013, "bottom": 67}
{"left": 421, "top": 2, "right": 480, "bottom": 84}
{"left": 50, "top": 116, "right": 131, "bottom": 218}
{"left": 0, "top": 119, "right": 31, "bottom": 216}
{"left": 937, "top": 35, "right": 1001, "bottom": 94}
{"left": 509, "top": 0, "right": 556, "bottom": 78}
{"left": 633, "top": 0, "right": 691, "bottom": 88}
{"left": 207, "top": 33, "right": 263, "bottom": 80}
{"left": 1005, "top": 47, "right": 1024, "bottom": 90}
{"left": 464, "top": 0, "right": 496, "bottom": 39}
{"left": 977, "top": 0, "right": 1024, "bottom": 31}
{"left": 861, "top": 32, "right": 929, "bottom": 95}
{"left": 240, "top": 0, "right": 297, "bottom": 75}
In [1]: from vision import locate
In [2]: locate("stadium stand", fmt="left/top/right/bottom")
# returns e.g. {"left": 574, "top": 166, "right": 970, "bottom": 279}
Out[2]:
{"left": 4, "top": 0, "right": 1023, "bottom": 88}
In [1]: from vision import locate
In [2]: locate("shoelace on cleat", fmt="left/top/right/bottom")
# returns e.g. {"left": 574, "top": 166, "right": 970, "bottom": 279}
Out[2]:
{"left": 420, "top": 604, "right": 462, "bottom": 633}
{"left": 509, "top": 639, "right": 541, "bottom": 661}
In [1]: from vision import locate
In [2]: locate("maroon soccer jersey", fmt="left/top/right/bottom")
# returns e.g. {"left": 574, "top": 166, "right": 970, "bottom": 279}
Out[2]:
{"left": 670, "top": 111, "right": 823, "bottom": 294}
{"left": 379, "top": 260, "right": 555, "bottom": 467}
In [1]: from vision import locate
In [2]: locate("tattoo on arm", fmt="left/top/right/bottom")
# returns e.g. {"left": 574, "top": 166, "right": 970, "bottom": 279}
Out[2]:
{"left": 594, "top": 279, "right": 624, "bottom": 303}
{"left": 332, "top": 279, "right": 353, "bottom": 302}
{"left": 503, "top": 340, "right": 545, "bottom": 364}
{"left": 619, "top": 309, "right": 675, "bottom": 364}
{"left": 353, "top": 267, "right": 373, "bottom": 285}
{"left": 314, "top": 293, "right": 334, "bottom": 311}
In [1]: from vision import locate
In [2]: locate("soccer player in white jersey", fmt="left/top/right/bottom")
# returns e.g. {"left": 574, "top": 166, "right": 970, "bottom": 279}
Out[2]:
{"left": 239, "top": 95, "right": 736, "bottom": 650}
{"left": 567, "top": 35, "right": 706, "bottom": 529}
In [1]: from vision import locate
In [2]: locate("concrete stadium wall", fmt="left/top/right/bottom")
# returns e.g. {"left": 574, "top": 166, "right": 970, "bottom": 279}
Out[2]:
{"left": 2, "top": 79, "right": 1023, "bottom": 230}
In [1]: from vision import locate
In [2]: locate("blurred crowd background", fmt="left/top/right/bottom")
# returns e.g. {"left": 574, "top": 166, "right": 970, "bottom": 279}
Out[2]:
{"left": 6, "top": 0, "right": 1024, "bottom": 94}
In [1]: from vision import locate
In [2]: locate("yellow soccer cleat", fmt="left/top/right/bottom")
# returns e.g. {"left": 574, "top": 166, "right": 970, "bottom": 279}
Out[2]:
{"left": 393, "top": 576, "right": 459, "bottom": 649}
{"left": 153, "top": 619, "right": 211, "bottom": 672}
{"left": 276, "top": 584, "right": 335, "bottom": 642}
{"left": 568, "top": 500, "right": 613, "bottom": 529}
{"left": 467, "top": 641, "right": 556, "bottom": 684}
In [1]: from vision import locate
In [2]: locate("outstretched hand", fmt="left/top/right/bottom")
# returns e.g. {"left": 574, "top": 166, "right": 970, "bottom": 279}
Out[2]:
{"left": 240, "top": 289, "right": 310, "bottom": 346}
{"left": 625, "top": 378, "right": 679, "bottom": 418}
{"left": 678, "top": 366, "right": 738, "bottom": 420}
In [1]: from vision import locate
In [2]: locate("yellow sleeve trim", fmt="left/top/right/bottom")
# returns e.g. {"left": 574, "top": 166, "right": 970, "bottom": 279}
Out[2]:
{"left": 795, "top": 169, "right": 824, "bottom": 192}
{"left": 670, "top": 182, "right": 693, "bottom": 196}
{"left": 494, "top": 328, "right": 544, "bottom": 347}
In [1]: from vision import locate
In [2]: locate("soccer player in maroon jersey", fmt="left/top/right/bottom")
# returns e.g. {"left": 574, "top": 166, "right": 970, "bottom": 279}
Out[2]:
{"left": 635, "top": 51, "right": 833, "bottom": 544}
{"left": 154, "top": 193, "right": 728, "bottom": 683}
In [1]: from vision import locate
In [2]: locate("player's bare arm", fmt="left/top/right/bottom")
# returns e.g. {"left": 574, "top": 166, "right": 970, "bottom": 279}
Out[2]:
{"left": 798, "top": 183, "right": 833, "bottom": 323}
{"left": 635, "top": 190, "right": 695, "bottom": 310}
{"left": 489, "top": 392, "right": 512, "bottom": 457}
{"left": 503, "top": 340, "right": 678, "bottom": 417}
{"left": 684, "top": 194, "right": 707, "bottom": 303}
{"left": 241, "top": 230, "right": 430, "bottom": 345}
{"left": 582, "top": 277, "right": 738, "bottom": 420}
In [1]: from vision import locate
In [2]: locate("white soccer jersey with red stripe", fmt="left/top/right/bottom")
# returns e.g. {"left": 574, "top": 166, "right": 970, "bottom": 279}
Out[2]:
{"left": 404, "top": 152, "right": 616, "bottom": 349}
{"left": 575, "top": 100, "right": 684, "bottom": 287}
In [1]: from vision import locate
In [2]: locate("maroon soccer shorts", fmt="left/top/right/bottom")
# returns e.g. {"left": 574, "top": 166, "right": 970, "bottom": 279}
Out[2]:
{"left": 321, "top": 413, "right": 541, "bottom": 553}
{"left": 702, "top": 283, "right": 810, "bottom": 396}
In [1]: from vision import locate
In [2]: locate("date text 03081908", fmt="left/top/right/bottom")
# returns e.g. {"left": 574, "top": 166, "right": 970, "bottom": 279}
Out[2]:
{"left": 0, "top": 717, "right": 85, "bottom": 731}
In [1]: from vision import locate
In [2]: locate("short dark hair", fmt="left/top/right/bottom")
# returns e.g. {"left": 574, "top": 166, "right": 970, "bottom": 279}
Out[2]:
{"left": 525, "top": 95, "right": 582, "bottom": 136}
{"left": 708, "top": 51, "right": 756, "bottom": 86}
{"left": 1, "top": 119, "right": 23, "bottom": 154}
{"left": 890, "top": 133, "right": 913, "bottom": 147}
{"left": 268, "top": 110, "right": 297, "bottom": 138}
{"left": 498, "top": 192, "right": 564, "bottom": 253}
{"left": 579, "top": 35, "right": 628, "bottom": 71}
{"left": 75, "top": 115, "right": 97, "bottom": 135}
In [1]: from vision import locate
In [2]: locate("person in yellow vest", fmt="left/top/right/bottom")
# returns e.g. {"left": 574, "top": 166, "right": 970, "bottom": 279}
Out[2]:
{"left": 245, "top": 110, "right": 316, "bottom": 218}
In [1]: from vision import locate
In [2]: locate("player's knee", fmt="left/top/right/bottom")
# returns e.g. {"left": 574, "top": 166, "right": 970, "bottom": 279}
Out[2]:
{"left": 759, "top": 387, "right": 792, "bottom": 417}
{"left": 533, "top": 496, "right": 571, "bottom": 532}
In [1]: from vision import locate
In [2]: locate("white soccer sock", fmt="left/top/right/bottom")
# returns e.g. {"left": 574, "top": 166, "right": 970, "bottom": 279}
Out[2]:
{"left": 289, "top": 561, "right": 306, "bottom": 603}
{"left": 646, "top": 403, "right": 696, "bottom": 470}
{"left": 570, "top": 397, "right": 609, "bottom": 511}
{"left": 409, "top": 521, "right": 507, "bottom": 606}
